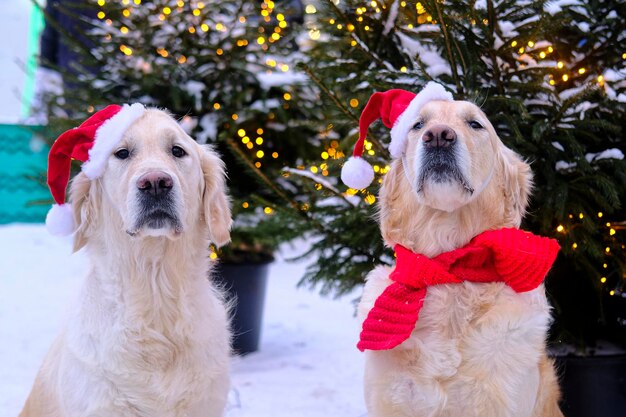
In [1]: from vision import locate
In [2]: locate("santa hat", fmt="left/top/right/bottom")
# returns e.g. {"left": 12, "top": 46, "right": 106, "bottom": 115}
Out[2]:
{"left": 340, "top": 82, "right": 453, "bottom": 189}
{"left": 46, "top": 103, "right": 146, "bottom": 236}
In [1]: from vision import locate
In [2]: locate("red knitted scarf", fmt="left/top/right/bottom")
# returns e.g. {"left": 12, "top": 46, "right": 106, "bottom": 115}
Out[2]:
{"left": 358, "top": 228, "right": 560, "bottom": 352}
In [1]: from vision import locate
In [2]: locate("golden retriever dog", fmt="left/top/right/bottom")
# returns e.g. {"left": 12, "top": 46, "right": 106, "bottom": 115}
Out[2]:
{"left": 357, "top": 100, "right": 563, "bottom": 417}
{"left": 20, "top": 109, "right": 232, "bottom": 417}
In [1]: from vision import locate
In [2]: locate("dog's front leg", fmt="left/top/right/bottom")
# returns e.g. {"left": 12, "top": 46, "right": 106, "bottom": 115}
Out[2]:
{"left": 448, "top": 286, "right": 553, "bottom": 417}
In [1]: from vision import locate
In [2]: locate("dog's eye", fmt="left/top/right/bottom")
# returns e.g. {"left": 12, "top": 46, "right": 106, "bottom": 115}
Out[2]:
{"left": 412, "top": 121, "right": 424, "bottom": 130}
{"left": 114, "top": 149, "right": 130, "bottom": 160}
{"left": 467, "top": 120, "right": 484, "bottom": 130}
{"left": 172, "top": 146, "right": 187, "bottom": 158}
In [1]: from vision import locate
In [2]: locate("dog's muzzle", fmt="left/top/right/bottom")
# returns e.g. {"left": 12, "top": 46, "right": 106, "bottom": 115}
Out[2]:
{"left": 127, "top": 171, "right": 182, "bottom": 236}
{"left": 416, "top": 125, "right": 474, "bottom": 194}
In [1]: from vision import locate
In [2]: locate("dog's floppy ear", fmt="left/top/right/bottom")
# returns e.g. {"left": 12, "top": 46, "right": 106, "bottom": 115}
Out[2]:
{"left": 497, "top": 144, "right": 533, "bottom": 226}
{"left": 199, "top": 145, "right": 232, "bottom": 247}
{"left": 378, "top": 159, "right": 414, "bottom": 247}
{"left": 69, "top": 172, "right": 99, "bottom": 252}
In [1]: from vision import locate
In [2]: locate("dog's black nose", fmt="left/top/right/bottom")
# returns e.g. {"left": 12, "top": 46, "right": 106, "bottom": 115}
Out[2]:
{"left": 422, "top": 125, "right": 457, "bottom": 149}
{"left": 137, "top": 171, "right": 173, "bottom": 197}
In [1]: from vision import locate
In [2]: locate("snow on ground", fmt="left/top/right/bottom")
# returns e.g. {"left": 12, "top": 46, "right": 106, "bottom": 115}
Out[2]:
{"left": 0, "top": 224, "right": 367, "bottom": 417}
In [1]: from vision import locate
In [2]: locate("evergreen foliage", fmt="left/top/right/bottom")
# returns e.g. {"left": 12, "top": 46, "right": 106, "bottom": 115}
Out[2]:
{"left": 40, "top": 0, "right": 626, "bottom": 351}
{"left": 274, "top": 0, "right": 626, "bottom": 351}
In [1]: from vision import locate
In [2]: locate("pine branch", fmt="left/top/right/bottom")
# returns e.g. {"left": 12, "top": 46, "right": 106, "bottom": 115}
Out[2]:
{"left": 225, "top": 138, "right": 300, "bottom": 210}
{"left": 432, "top": 0, "right": 463, "bottom": 95}
{"left": 298, "top": 63, "right": 390, "bottom": 159}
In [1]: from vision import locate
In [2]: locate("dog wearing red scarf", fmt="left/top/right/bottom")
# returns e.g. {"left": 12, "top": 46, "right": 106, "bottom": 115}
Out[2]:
{"left": 345, "top": 85, "right": 563, "bottom": 417}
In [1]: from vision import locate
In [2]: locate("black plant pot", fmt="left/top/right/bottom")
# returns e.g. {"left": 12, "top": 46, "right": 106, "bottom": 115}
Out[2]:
{"left": 213, "top": 261, "right": 271, "bottom": 355}
{"left": 556, "top": 354, "right": 626, "bottom": 417}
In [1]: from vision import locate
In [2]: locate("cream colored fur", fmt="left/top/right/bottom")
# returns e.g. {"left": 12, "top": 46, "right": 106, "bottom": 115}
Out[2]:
{"left": 20, "top": 110, "right": 233, "bottom": 417}
{"left": 358, "top": 101, "right": 563, "bottom": 417}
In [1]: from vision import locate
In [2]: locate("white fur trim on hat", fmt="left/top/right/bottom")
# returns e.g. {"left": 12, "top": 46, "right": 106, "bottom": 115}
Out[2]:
{"left": 82, "top": 103, "right": 146, "bottom": 179}
{"left": 46, "top": 203, "right": 74, "bottom": 236}
{"left": 341, "top": 156, "right": 375, "bottom": 189}
{"left": 389, "top": 82, "right": 453, "bottom": 158}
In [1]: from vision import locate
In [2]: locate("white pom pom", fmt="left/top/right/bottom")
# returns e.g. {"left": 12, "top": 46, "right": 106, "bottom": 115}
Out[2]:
{"left": 341, "top": 156, "right": 375, "bottom": 189}
{"left": 46, "top": 204, "right": 75, "bottom": 236}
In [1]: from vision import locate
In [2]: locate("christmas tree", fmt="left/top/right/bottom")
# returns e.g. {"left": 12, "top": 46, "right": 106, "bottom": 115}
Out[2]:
{"left": 264, "top": 0, "right": 626, "bottom": 351}
{"left": 39, "top": 0, "right": 626, "bottom": 351}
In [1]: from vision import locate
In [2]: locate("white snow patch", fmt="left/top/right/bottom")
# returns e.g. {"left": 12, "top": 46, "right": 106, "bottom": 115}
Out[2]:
{"left": 0, "top": 225, "right": 366, "bottom": 417}
{"left": 498, "top": 21, "right": 519, "bottom": 38}
{"left": 396, "top": 33, "right": 451, "bottom": 77}
{"left": 283, "top": 167, "right": 342, "bottom": 196}
{"left": 184, "top": 80, "right": 205, "bottom": 111}
{"left": 555, "top": 149, "right": 624, "bottom": 171}
{"left": 603, "top": 69, "right": 624, "bottom": 82}
{"left": 196, "top": 113, "right": 218, "bottom": 144}
{"left": 382, "top": 0, "right": 399, "bottom": 36}
{"left": 257, "top": 71, "right": 308, "bottom": 90}
{"left": 544, "top": 0, "right": 579, "bottom": 14}
{"left": 555, "top": 160, "right": 576, "bottom": 171}
{"left": 551, "top": 142, "right": 564, "bottom": 151}
{"left": 250, "top": 99, "right": 281, "bottom": 111}
{"left": 586, "top": 149, "right": 624, "bottom": 162}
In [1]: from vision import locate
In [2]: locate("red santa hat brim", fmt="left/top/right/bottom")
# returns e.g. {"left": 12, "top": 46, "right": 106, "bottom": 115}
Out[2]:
{"left": 45, "top": 103, "right": 146, "bottom": 236}
{"left": 82, "top": 103, "right": 146, "bottom": 179}
{"left": 341, "top": 82, "right": 454, "bottom": 189}
{"left": 389, "top": 82, "right": 453, "bottom": 158}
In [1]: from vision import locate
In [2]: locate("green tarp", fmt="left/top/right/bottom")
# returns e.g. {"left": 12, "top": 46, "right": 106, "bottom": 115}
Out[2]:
{"left": 0, "top": 125, "right": 50, "bottom": 224}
